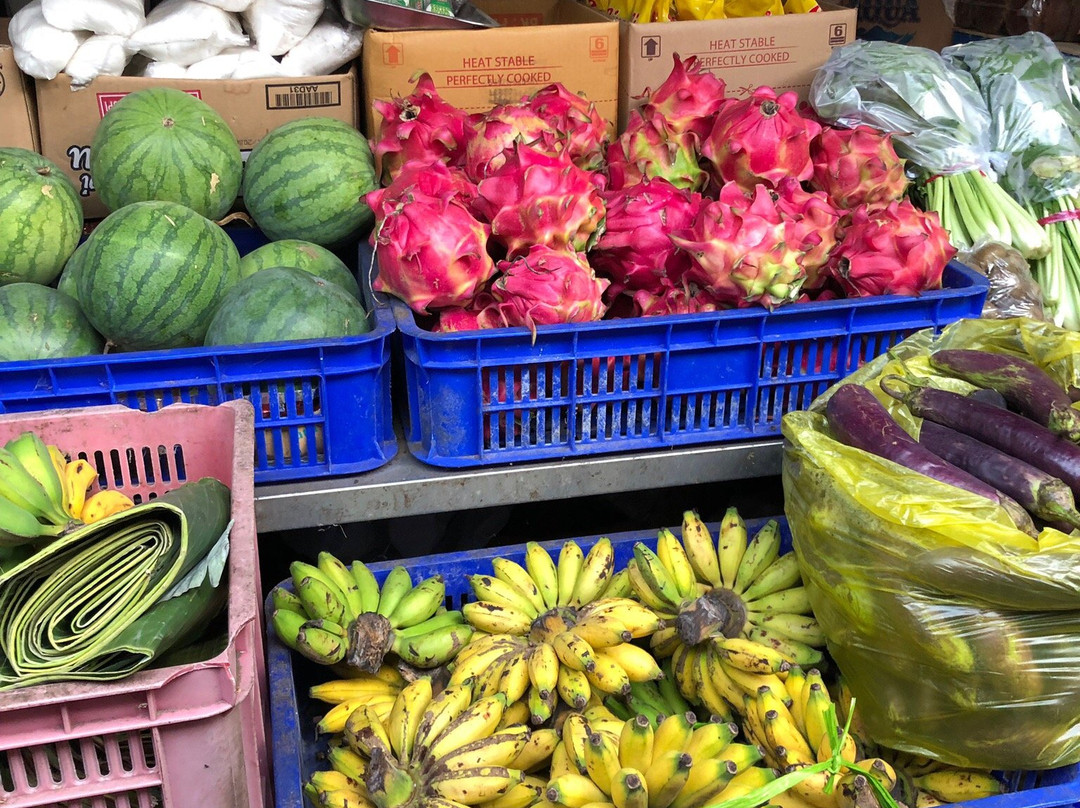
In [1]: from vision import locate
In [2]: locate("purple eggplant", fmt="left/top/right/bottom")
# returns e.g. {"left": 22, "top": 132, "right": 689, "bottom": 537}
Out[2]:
{"left": 918, "top": 419, "right": 1080, "bottom": 531}
{"left": 881, "top": 375, "right": 1080, "bottom": 506}
{"left": 928, "top": 349, "right": 1080, "bottom": 442}
{"left": 966, "top": 386, "right": 1008, "bottom": 409}
{"left": 825, "top": 383, "right": 1037, "bottom": 535}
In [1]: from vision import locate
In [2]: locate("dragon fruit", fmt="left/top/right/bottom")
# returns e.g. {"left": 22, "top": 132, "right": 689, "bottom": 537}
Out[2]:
{"left": 491, "top": 245, "right": 610, "bottom": 333}
{"left": 527, "top": 83, "right": 609, "bottom": 172}
{"left": 809, "top": 125, "right": 909, "bottom": 211}
{"left": 639, "top": 53, "right": 726, "bottom": 143}
{"left": 774, "top": 178, "right": 841, "bottom": 288}
{"left": 633, "top": 281, "right": 727, "bottom": 317}
{"left": 700, "top": 86, "right": 822, "bottom": 192}
{"left": 366, "top": 161, "right": 479, "bottom": 221}
{"left": 827, "top": 199, "right": 956, "bottom": 297}
{"left": 371, "top": 73, "right": 476, "bottom": 184}
{"left": 590, "top": 177, "right": 705, "bottom": 290}
{"left": 432, "top": 293, "right": 502, "bottom": 332}
{"left": 671, "top": 182, "right": 806, "bottom": 309}
{"left": 370, "top": 190, "right": 497, "bottom": 315}
{"left": 607, "top": 109, "right": 709, "bottom": 192}
{"left": 474, "top": 143, "right": 606, "bottom": 258}
{"left": 464, "top": 102, "right": 551, "bottom": 182}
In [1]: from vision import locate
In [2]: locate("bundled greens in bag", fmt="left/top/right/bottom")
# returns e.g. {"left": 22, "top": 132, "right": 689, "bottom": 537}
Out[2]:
{"left": 782, "top": 318, "right": 1080, "bottom": 769}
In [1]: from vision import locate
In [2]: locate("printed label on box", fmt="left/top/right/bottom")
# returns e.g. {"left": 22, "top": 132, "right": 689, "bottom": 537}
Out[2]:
{"left": 264, "top": 81, "right": 342, "bottom": 110}
{"left": 589, "top": 35, "right": 611, "bottom": 61}
{"left": 445, "top": 55, "right": 558, "bottom": 89}
{"left": 97, "top": 89, "right": 202, "bottom": 118}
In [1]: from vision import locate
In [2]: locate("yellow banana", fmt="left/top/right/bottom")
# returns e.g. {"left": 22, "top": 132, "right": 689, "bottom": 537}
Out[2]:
{"left": 558, "top": 664, "right": 593, "bottom": 710}
{"left": 350, "top": 560, "right": 381, "bottom": 614}
{"left": 745, "top": 625, "right": 822, "bottom": 669}
{"left": 553, "top": 631, "right": 599, "bottom": 672}
{"left": 758, "top": 691, "right": 815, "bottom": 769}
{"left": 800, "top": 680, "right": 832, "bottom": 756}
{"left": 430, "top": 766, "right": 523, "bottom": 804}
{"left": 528, "top": 686, "right": 557, "bottom": 725}
{"left": 602, "top": 568, "right": 633, "bottom": 600}
{"left": 708, "top": 767, "right": 777, "bottom": 806}
{"left": 698, "top": 647, "right": 742, "bottom": 718}
{"left": 683, "top": 720, "right": 738, "bottom": 762}
{"left": 525, "top": 541, "right": 560, "bottom": 610}
{"left": 571, "top": 537, "right": 616, "bottom": 607}
{"left": 493, "top": 556, "right": 548, "bottom": 615}
{"left": 788, "top": 768, "right": 842, "bottom": 808}
{"left": 550, "top": 743, "right": 576, "bottom": 779}
{"left": 713, "top": 636, "right": 791, "bottom": 675}
{"left": 80, "top": 489, "right": 135, "bottom": 524}
{"left": 563, "top": 713, "right": 593, "bottom": 776}
{"left": 912, "top": 770, "right": 1003, "bottom": 802}
{"left": 652, "top": 712, "right": 693, "bottom": 761}
{"left": 317, "top": 695, "right": 396, "bottom": 735}
{"left": 528, "top": 641, "right": 561, "bottom": 698}
{"left": 671, "top": 758, "right": 738, "bottom": 808}
{"left": 782, "top": 666, "right": 808, "bottom": 730}
{"left": 344, "top": 705, "right": 392, "bottom": 759}
{"left": 499, "top": 652, "right": 533, "bottom": 704}
{"left": 463, "top": 601, "right": 535, "bottom": 635}
{"left": 595, "top": 644, "right": 662, "bottom": 683}
{"left": 643, "top": 750, "right": 692, "bottom": 808}
{"left": 572, "top": 616, "right": 633, "bottom": 650}
{"left": 309, "top": 769, "right": 363, "bottom": 794}
{"left": 583, "top": 730, "right": 622, "bottom": 796}
{"left": 314, "top": 786, "right": 376, "bottom": 808}
{"left": 327, "top": 745, "right": 368, "bottom": 783}
{"left": 513, "top": 727, "right": 559, "bottom": 772}
{"left": 63, "top": 457, "right": 97, "bottom": 520}
{"left": 472, "top": 574, "right": 543, "bottom": 617}
{"left": 682, "top": 509, "right": 722, "bottom": 587}
{"left": 427, "top": 694, "right": 508, "bottom": 762}
{"left": 586, "top": 651, "right": 632, "bottom": 697}
{"left": 610, "top": 767, "right": 649, "bottom": 808}
{"left": 498, "top": 699, "right": 532, "bottom": 730}
{"left": 548, "top": 773, "right": 611, "bottom": 808}
{"left": 715, "top": 507, "right": 747, "bottom": 591}
{"left": 414, "top": 682, "right": 475, "bottom": 751}
{"left": 618, "top": 714, "right": 654, "bottom": 773}
{"left": 649, "top": 626, "right": 682, "bottom": 659}
{"left": 488, "top": 780, "right": 544, "bottom": 808}
{"left": 732, "top": 520, "right": 782, "bottom": 596}
{"left": 656, "top": 528, "right": 697, "bottom": 601}
{"left": 580, "top": 599, "right": 662, "bottom": 639}
{"left": 557, "top": 541, "right": 586, "bottom": 607}
{"left": 632, "top": 543, "right": 682, "bottom": 611}
{"left": 627, "top": 559, "right": 674, "bottom": 614}
{"left": 388, "top": 678, "right": 433, "bottom": 762}
{"left": 438, "top": 726, "right": 530, "bottom": 771}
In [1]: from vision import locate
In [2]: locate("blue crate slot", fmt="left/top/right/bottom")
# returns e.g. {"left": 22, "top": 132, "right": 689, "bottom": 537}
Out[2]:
{"left": 375, "top": 244, "right": 989, "bottom": 466}
{"left": 0, "top": 227, "right": 396, "bottom": 483}
{"left": 266, "top": 516, "right": 1080, "bottom": 808}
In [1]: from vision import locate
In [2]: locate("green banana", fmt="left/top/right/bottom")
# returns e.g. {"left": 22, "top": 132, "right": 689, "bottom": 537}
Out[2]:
{"left": 755, "top": 612, "right": 827, "bottom": 647}
{"left": 632, "top": 542, "right": 682, "bottom": 610}
{"left": 388, "top": 574, "right": 446, "bottom": 629}
{"left": 392, "top": 622, "right": 474, "bottom": 668}
{"left": 295, "top": 573, "right": 348, "bottom": 625}
{"left": 270, "top": 585, "right": 308, "bottom": 616}
{"left": 297, "top": 618, "right": 349, "bottom": 665}
{"left": 746, "top": 625, "right": 823, "bottom": 668}
{"left": 0, "top": 446, "right": 67, "bottom": 525}
{"left": 732, "top": 519, "right": 782, "bottom": 595}
{"left": 0, "top": 494, "right": 63, "bottom": 544}
{"left": 740, "top": 553, "right": 803, "bottom": 603}
{"left": 351, "top": 560, "right": 381, "bottom": 613}
{"left": 377, "top": 566, "right": 414, "bottom": 619}
{"left": 393, "top": 609, "right": 465, "bottom": 640}
{"left": 3, "top": 434, "right": 69, "bottom": 524}
{"left": 318, "top": 551, "right": 365, "bottom": 621}
{"left": 746, "top": 586, "right": 813, "bottom": 615}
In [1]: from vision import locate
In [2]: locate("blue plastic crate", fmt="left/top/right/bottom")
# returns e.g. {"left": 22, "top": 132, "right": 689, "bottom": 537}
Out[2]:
{"left": 265, "top": 517, "right": 1080, "bottom": 808}
{"left": 0, "top": 228, "right": 396, "bottom": 483}
{"left": 382, "top": 254, "right": 989, "bottom": 467}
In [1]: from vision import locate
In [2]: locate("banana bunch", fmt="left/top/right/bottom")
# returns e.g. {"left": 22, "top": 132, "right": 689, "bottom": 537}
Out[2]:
{"left": 271, "top": 551, "right": 473, "bottom": 671}
{"left": 310, "top": 665, "right": 408, "bottom": 735}
{"left": 546, "top": 711, "right": 774, "bottom": 808}
{"left": 604, "top": 658, "right": 716, "bottom": 727}
{"left": 456, "top": 539, "right": 663, "bottom": 722}
{"left": 0, "top": 431, "right": 81, "bottom": 544}
{"left": 305, "top": 676, "right": 557, "bottom": 808}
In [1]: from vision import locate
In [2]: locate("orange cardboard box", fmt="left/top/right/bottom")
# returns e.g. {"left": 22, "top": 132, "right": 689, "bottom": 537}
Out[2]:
{"left": 0, "top": 18, "right": 38, "bottom": 152}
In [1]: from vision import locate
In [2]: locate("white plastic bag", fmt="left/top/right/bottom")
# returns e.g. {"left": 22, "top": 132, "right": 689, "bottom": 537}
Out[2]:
{"left": 40, "top": 0, "right": 145, "bottom": 37}
{"left": 243, "top": 0, "right": 325, "bottom": 56}
{"left": 127, "top": 0, "right": 249, "bottom": 66}
{"left": 197, "top": 0, "right": 255, "bottom": 10}
{"left": 142, "top": 60, "right": 190, "bottom": 78}
{"left": 186, "top": 46, "right": 286, "bottom": 79}
{"left": 279, "top": 8, "right": 362, "bottom": 76}
{"left": 64, "top": 34, "right": 132, "bottom": 89}
{"left": 8, "top": 0, "right": 88, "bottom": 80}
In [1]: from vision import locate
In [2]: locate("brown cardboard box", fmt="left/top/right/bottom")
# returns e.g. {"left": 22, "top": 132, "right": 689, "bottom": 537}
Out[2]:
{"left": 362, "top": 0, "right": 619, "bottom": 136}
{"left": 0, "top": 18, "right": 38, "bottom": 151}
{"left": 35, "top": 66, "right": 360, "bottom": 219}
{"left": 831, "top": 0, "right": 954, "bottom": 52}
{"left": 617, "top": 4, "right": 857, "bottom": 129}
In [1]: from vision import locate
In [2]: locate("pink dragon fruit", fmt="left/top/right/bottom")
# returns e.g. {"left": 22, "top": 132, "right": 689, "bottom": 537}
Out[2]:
{"left": 371, "top": 74, "right": 476, "bottom": 184}
{"left": 809, "top": 126, "right": 909, "bottom": 211}
{"left": 590, "top": 177, "right": 705, "bottom": 290}
{"left": 527, "top": 83, "right": 610, "bottom": 172}
{"left": 633, "top": 281, "right": 727, "bottom": 317}
{"left": 671, "top": 182, "right": 806, "bottom": 309}
{"left": 774, "top": 178, "right": 841, "bottom": 289}
{"left": 607, "top": 109, "right": 709, "bottom": 192}
{"left": 464, "top": 102, "right": 552, "bottom": 182}
{"left": 639, "top": 53, "right": 727, "bottom": 143}
{"left": 431, "top": 293, "right": 502, "bottom": 332}
{"left": 491, "top": 245, "right": 610, "bottom": 333}
{"left": 826, "top": 199, "right": 956, "bottom": 298}
{"left": 474, "top": 143, "right": 606, "bottom": 258}
{"left": 366, "top": 161, "right": 479, "bottom": 221}
{"left": 370, "top": 191, "right": 497, "bottom": 315}
{"left": 700, "top": 86, "right": 822, "bottom": 192}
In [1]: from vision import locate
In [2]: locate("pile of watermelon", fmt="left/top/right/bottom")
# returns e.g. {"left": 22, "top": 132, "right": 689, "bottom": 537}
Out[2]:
{"left": 0, "top": 88, "right": 380, "bottom": 363}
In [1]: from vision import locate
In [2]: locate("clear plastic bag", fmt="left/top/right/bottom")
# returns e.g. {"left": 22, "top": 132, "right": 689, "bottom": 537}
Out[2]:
{"left": 959, "top": 239, "right": 1050, "bottom": 321}
{"left": 782, "top": 317, "right": 1080, "bottom": 769}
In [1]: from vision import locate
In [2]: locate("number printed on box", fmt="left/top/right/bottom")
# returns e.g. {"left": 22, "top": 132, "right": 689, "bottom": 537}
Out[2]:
{"left": 828, "top": 22, "right": 849, "bottom": 45}
{"left": 590, "top": 35, "right": 609, "bottom": 60}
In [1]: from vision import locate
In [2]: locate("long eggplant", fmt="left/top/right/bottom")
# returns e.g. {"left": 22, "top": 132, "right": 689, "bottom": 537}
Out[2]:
{"left": 928, "top": 349, "right": 1080, "bottom": 442}
{"left": 824, "top": 384, "right": 1037, "bottom": 536}
{"left": 881, "top": 375, "right": 1080, "bottom": 505}
{"left": 918, "top": 419, "right": 1080, "bottom": 531}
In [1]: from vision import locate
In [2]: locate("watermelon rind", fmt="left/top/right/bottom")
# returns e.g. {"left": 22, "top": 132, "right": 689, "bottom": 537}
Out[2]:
{"left": 241, "top": 117, "right": 377, "bottom": 247}
{"left": 238, "top": 239, "right": 361, "bottom": 299}
{"left": 56, "top": 240, "right": 89, "bottom": 303}
{"left": 0, "top": 148, "right": 83, "bottom": 287}
{"left": 91, "top": 87, "right": 243, "bottom": 220}
{"left": 205, "top": 266, "right": 371, "bottom": 347}
{"left": 76, "top": 200, "right": 241, "bottom": 352}
{"left": 0, "top": 283, "right": 104, "bottom": 362}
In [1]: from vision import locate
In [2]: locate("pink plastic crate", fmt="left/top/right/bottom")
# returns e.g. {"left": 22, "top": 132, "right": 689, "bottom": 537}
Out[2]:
{"left": 0, "top": 400, "right": 270, "bottom": 808}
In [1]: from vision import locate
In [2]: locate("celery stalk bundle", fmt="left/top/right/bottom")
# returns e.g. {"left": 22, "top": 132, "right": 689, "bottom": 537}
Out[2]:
{"left": 809, "top": 39, "right": 1050, "bottom": 262}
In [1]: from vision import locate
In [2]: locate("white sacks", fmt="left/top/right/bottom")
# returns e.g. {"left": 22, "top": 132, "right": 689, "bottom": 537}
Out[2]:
{"left": 197, "top": 0, "right": 255, "bottom": 10}
{"left": 187, "top": 47, "right": 287, "bottom": 79}
{"left": 40, "top": 0, "right": 145, "bottom": 37}
{"left": 279, "top": 8, "right": 362, "bottom": 76}
{"left": 141, "top": 61, "right": 190, "bottom": 78}
{"left": 65, "top": 34, "right": 132, "bottom": 88}
{"left": 243, "top": 0, "right": 325, "bottom": 56}
{"left": 127, "top": 0, "right": 249, "bottom": 66}
{"left": 8, "top": 0, "right": 88, "bottom": 80}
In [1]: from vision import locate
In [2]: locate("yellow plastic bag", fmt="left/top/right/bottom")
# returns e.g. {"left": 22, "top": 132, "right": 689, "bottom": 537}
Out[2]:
{"left": 724, "top": 0, "right": 783, "bottom": 15}
{"left": 781, "top": 317, "right": 1080, "bottom": 770}
{"left": 782, "top": 0, "right": 820, "bottom": 11}
{"left": 674, "top": 0, "right": 725, "bottom": 20}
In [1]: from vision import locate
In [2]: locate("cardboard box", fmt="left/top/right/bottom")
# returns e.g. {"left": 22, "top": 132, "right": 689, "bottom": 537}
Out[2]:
{"left": 618, "top": 3, "right": 857, "bottom": 129}
{"left": 830, "top": 0, "right": 955, "bottom": 52}
{"left": 0, "top": 18, "right": 38, "bottom": 151}
{"left": 362, "top": 0, "right": 619, "bottom": 136}
{"left": 36, "top": 66, "right": 359, "bottom": 219}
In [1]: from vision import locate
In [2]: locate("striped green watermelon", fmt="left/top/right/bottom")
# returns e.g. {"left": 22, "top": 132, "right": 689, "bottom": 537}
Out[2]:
{"left": 77, "top": 201, "right": 241, "bottom": 351}
{"left": 205, "top": 267, "right": 371, "bottom": 347}
{"left": 238, "top": 239, "right": 361, "bottom": 299}
{"left": 0, "top": 283, "right": 104, "bottom": 362}
{"left": 90, "top": 87, "right": 243, "bottom": 220}
{"left": 56, "top": 240, "right": 88, "bottom": 302}
{"left": 0, "top": 148, "right": 83, "bottom": 287}
{"left": 241, "top": 118, "right": 377, "bottom": 247}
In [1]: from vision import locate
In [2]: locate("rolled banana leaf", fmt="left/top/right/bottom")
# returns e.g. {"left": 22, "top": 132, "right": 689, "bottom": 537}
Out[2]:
{"left": 0, "top": 477, "right": 230, "bottom": 689}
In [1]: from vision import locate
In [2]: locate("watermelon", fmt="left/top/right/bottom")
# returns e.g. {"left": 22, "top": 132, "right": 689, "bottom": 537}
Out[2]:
{"left": 241, "top": 118, "right": 377, "bottom": 247}
{"left": 90, "top": 87, "right": 243, "bottom": 220}
{"left": 0, "top": 148, "right": 83, "bottom": 287}
{"left": 56, "top": 240, "right": 89, "bottom": 302}
{"left": 0, "top": 283, "right": 104, "bottom": 362}
{"left": 238, "top": 239, "right": 361, "bottom": 299}
{"left": 77, "top": 201, "right": 241, "bottom": 351}
{"left": 205, "top": 267, "right": 371, "bottom": 347}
